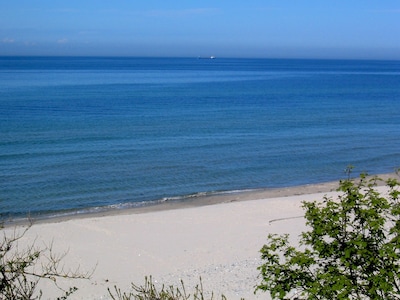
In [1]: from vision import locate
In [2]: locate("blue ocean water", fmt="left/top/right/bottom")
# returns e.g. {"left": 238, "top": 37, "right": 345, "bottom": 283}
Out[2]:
{"left": 1, "top": 57, "right": 400, "bottom": 220}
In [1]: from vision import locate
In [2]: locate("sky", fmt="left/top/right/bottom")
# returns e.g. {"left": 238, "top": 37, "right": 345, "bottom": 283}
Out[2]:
{"left": 1, "top": 1, "right": 400, "bottom": 59}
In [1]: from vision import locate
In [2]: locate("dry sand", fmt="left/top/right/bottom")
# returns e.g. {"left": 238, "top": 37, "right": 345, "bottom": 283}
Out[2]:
{"left": 3, "top": 174, "right": 397, "bottom": 299}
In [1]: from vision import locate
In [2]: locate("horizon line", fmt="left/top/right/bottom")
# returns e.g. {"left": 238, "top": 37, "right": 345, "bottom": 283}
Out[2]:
{"left": 1, "top": 55, "right": 399, "bottom": 62}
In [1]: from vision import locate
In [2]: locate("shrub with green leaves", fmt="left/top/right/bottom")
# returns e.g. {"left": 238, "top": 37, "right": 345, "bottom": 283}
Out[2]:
{"left": 256, "top": 170, "right": 400, "bottom": 299}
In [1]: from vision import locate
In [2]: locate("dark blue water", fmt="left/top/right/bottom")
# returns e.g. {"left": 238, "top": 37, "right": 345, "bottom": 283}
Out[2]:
{"left": 1, "top": 57, "right": 400, "bottom": 220}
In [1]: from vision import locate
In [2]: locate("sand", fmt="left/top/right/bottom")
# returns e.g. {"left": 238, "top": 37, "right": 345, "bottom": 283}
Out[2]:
{"left": 3, "top": 174, "right": 397, "bottom": 300}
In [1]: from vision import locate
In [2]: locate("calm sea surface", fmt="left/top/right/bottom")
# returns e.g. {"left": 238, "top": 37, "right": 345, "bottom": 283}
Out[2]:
{"left": 1, "top": 57, "right": 400, "bottom": 220}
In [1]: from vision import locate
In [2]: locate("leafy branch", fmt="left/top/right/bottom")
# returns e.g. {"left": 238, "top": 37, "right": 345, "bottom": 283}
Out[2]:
{"left": 256, "top": 170, "right": 400, "bottom": 299}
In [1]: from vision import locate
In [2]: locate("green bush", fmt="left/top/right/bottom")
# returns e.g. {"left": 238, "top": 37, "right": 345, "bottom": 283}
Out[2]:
{"left": 256, "top": 169, "right": 400, "bottom": 299}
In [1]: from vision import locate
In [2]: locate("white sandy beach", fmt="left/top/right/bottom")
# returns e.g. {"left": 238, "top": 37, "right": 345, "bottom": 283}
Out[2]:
{"left": 3, "top": 176, "right": 396, "bottom": 300}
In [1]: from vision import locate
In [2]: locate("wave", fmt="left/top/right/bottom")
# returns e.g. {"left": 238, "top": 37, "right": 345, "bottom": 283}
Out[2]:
{"left": 3, "top": 188, "right": 263, "bottom": 225}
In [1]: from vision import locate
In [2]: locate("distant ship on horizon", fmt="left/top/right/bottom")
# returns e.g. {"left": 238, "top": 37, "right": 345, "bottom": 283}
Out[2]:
{"left": 198, "top": 56, "right": 216, "bottom": 59}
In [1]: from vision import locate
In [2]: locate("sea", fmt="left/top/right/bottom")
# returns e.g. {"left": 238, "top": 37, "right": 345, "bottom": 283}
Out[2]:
{"left": 1, "top": 57, "right": 400, "bottom": 221}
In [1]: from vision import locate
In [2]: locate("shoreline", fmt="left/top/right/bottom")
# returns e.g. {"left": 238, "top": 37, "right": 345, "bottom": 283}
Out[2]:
{"left": 6, "top": 171, "right": 397, "bottom": 227}
{"left": 2, "top": 172, "right": 398, "bottom": 300}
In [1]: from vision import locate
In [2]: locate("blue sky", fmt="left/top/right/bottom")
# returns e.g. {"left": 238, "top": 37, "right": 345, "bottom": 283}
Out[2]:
{"left": 1, "top": 1, "right": 400, "bottom": 59}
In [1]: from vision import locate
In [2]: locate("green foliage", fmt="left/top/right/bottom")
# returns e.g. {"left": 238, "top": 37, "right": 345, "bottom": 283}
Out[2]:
{"left": 0, "top": 225, "right": 91, "bottom": 300}
{"left": 108, "top": 276, "right": 228, "bottom": 300}
{"left": 256, "top": 169, "right": 400, "bottom": 299}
